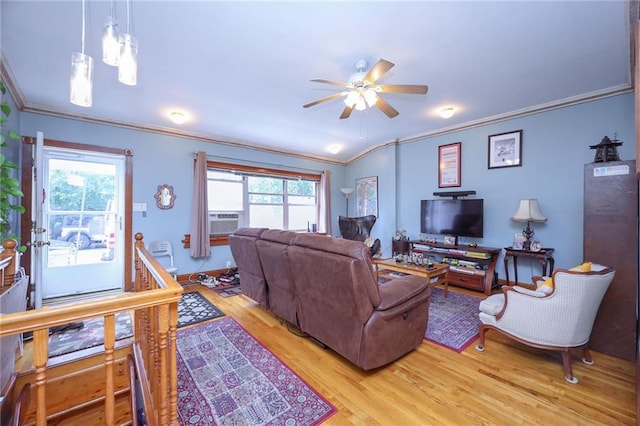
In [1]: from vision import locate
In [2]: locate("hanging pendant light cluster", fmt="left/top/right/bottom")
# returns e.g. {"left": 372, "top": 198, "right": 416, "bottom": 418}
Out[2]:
{"left": 70, "top": 0, "right": 138, "bottom": 108}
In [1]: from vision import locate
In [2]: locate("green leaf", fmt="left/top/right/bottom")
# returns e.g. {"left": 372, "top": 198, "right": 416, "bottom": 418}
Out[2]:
{"left": 7, "top": 130, "right": 19, "bottom": 141}
{"left": 0, "top": 103, "right": 10, "bottom": 117}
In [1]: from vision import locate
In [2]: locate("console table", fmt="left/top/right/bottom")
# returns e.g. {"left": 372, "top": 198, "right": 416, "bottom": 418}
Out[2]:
{"left": 503, "top": 247, "right": 555, "bottom": 286}
{"left": 408, "top": 242, "right": 501, "bottom": 295}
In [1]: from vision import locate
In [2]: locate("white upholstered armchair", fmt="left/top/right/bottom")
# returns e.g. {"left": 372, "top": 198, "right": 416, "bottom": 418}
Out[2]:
{"left": 475, "top": 264, "right": 615, "bottom": 384}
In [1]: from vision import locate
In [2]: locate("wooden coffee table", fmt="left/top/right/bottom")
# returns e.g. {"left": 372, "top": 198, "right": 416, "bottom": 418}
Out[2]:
{"left": 374, "top": 258, "right": 449, "bottom": 297}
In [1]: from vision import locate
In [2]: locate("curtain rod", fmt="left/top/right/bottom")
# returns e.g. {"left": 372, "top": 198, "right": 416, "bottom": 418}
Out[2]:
{"left": 192, "top": 152, "right": 324, "bottom": 174}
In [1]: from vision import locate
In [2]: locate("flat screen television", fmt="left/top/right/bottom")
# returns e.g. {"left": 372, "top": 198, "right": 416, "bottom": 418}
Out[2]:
{"left": 420, "top": 199, "right": 484, "bottom": 238}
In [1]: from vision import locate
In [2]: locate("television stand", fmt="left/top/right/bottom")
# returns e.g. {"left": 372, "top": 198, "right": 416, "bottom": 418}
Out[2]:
{"left": 408, "top": 241, "right": 501, "bottom": 295}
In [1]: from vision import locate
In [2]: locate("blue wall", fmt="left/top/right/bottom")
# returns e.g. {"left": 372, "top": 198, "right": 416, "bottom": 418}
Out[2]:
{"left": 19, "top": 113, "right": 346, "bottom": 275}
{"left": 19, "top": 91, "right": 636, "bottom": 284}
{"left": 390, "top": 93, "right": 635, "bottom": 282}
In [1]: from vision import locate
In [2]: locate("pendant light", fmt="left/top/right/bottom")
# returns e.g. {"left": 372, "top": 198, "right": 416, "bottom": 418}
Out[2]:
{"left": 118, "top": 0, "right": 138, "bottom": 86}
{"left": 102, "top": 1, "right": 119, "bottom": 66}
{"left": 70, "top": 0, "right": 93, "bottom": 107}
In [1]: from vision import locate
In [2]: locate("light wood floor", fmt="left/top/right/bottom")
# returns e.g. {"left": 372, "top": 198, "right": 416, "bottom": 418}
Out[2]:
{"left": 16, "top": 283, "right": 637, "bottom": 425}
{"left": 188, "top": 283, "right": 636, "bottom": 426}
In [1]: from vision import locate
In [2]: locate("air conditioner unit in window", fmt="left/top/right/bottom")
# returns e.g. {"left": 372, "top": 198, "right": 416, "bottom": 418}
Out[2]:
{"left": 209, "top": 213, "right": 241, "bottom": 235}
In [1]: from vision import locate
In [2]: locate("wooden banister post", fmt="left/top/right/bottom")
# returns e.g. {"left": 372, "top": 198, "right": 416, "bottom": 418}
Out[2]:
{"left": 1, "top": 239, "right": 18, "bottom": 288}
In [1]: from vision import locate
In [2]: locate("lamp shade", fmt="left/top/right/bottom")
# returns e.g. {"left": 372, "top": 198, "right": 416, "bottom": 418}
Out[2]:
{"left": 69, "top": 52, "right": 94, "bottom": 107}
{"left": 340, "top": 188, "right": 354, "bottom": 196}
{"left": 511, "top": 199, "right": 547, "bottom": 223}
{"left": 118, "top": 33, "right": 138, "bottom": 86}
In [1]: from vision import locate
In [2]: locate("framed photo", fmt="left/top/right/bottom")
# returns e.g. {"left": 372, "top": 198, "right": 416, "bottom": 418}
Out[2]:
{"left": 443, "top": 235, "right": 457, "bottom": 245}
{"left": 438, "top": 142, "right": 461, "bottom": 188}
{"left": 488, "top": 130, "right": 522, "bottom": 169}
{"left": 355, "top": 176, "right": 378, "bottom": 217}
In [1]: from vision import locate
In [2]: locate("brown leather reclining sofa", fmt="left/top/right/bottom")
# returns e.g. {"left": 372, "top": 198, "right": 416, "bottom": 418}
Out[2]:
{"left": 229, "top": 227, "right": 432, "bottom": 370}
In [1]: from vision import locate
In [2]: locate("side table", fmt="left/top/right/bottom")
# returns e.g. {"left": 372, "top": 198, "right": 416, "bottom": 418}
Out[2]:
{"left": 503, "top": 247, "right": 555, "bottom": 286}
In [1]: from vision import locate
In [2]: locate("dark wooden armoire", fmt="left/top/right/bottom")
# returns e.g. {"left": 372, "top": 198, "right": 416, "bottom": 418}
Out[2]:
{"left": 584, "top": 159, "right": 638, "bottom": 361}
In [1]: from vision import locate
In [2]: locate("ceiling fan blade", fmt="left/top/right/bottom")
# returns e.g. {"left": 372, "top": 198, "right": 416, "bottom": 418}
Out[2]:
{"left": 375, "top": 96, "right": 399, "bottom": 118}
{"left": 339, "top": 105, "right": 353, "bottom": 119}
{"left": 378, "top": 84, "right": 429, "bottom": 95}
{"left": 310, "top": 78, "right": 351, "bottom": 87}
{"left": 363, "top": 59, "right": 394, "bottom": 83}
{"left": 303, "top": 92, "right": 345, "bottom": 108}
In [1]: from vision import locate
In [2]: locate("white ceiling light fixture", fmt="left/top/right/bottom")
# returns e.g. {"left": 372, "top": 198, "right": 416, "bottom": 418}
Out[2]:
{"left": 69, "top": 0, "right": 93, "bottom": 107}
{"left": 170, "top": 111, "right": 186, "bottom": 124}
{"left": 327, "top": 144, "right": 341, "bottom": 154}
{"left": 118, "top": 0, "right": 138, "bottom": 86}
{"left": 439, "top": 107, "right": 455, "bottom": 119}
{"left": 102, "top": 1, "right": 119, "bottom": 66}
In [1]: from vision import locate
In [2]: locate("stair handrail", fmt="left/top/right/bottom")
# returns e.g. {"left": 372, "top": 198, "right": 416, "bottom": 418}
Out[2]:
{"left": 0, "top": 232, "right": 182, "bottom": 426}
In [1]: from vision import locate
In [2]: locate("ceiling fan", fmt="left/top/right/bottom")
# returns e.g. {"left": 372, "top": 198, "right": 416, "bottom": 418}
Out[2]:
{"left": 303, "top": 58, "right": 428, "bottom": 119}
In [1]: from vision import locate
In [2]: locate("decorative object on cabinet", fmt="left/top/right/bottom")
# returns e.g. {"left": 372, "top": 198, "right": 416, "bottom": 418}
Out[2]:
{"left": 355, "top": 176, "right": 378, "bottom": 217}
{"left": 438, "top": 142, "right": 461, "bottom": 188}
{"left": 510, "top": 199, "right": 547, "bottom": 251}
{"left": 488, "top": 130, "right": 522, "bottom": 169}
{"left": 589, "top": 134, "right": 623, "bottom": 163}
{"left": 154, "top": 184, "right": 176, "bottom": 210}
{"left": 443, "top": 235, "right": 457, "bottom": 245}
{"left": 340, "top": 187, "right": 354, "bottom": 216}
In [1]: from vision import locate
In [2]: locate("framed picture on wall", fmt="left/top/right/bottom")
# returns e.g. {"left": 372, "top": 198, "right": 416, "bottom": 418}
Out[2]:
{"left": 356, "top": 176, "right": 378, "bottom": 217}
{"left": 488, "top": 130, "right": 522, "bottom": 169}
{"left": 438, "top": 142, "right": 461, "bottom": 187}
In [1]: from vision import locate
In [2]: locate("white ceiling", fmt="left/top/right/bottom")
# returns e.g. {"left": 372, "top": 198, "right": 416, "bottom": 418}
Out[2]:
{"left": 1, "top": 1, "right": 633, "bottom": 164}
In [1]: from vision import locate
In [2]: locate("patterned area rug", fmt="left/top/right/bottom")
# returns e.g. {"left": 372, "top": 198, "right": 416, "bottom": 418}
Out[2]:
{"left": 177, "top": 317, "right": 336, "bottom": 425}
{"left": 48, "top": 311, "right": 133, "bottom": 358}
{"left": 178, "top": 291, "right": 225, "bottom": 328}
{"left": 211, "top": 282, "right": 242, "bottom": 298}
{"left": 47, "top": 291, "right": 225, "bottom": 357}
{"left": 425, "top": 287, "right": 482, "bottom": 352}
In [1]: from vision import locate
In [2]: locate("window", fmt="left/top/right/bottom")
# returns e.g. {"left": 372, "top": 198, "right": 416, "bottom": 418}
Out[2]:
{"left": 206, "top": 162, "right": 320, "bottom": 238}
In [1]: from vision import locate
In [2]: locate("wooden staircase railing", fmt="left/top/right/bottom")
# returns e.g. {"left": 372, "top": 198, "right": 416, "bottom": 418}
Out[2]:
{"left": 0, "top": 232, "right": 183, "bottom": 425}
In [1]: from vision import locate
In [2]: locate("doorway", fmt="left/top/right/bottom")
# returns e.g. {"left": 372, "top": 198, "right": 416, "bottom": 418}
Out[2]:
{"left": 40, "top": 150, "right": 125, "bottom": 299}
{"left": 21, "top": 136, "right": 133, "bottom": 307}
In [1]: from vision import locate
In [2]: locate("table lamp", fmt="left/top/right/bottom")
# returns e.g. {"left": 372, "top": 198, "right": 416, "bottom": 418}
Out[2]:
{"left": 340, "top": 188, "right": 354, "bottom": 216}
{"left": 511, "top": 199, "right": 547, "bottom": 250}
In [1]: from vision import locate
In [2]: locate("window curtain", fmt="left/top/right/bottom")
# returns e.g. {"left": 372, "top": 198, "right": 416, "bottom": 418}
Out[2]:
{"left": 318, "top": 170, "right": 331, "bottom": 235}
{"left": 190, "top": 151, "right": 211, "bottom": 258}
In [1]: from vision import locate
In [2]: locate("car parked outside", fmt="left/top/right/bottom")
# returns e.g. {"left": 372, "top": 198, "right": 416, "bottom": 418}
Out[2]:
{"left": 51, "top": 214, "right": 107, "bottom": 250}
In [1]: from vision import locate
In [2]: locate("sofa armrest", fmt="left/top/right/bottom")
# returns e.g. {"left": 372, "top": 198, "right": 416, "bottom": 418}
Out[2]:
{"left": 375, "top": 275, "right": 430, "bottom": 318}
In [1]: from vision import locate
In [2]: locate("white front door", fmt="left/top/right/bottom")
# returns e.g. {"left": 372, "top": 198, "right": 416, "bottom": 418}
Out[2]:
{"left": 35, "top": 145, "right": 125, "bottom": 301}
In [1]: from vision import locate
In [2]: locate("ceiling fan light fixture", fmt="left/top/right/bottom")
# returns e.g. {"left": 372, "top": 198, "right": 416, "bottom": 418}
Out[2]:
{"left": 344, "top": 91, "right": 359, "bottom": 108}
{"left": 355, "top": 96, "right": 367, "bottom": 111}
{"left": 440, "top": 107, "right": 455, "bottom": 119}
{"left": 364, "top": 88, "right": 378, "bottom": 107}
